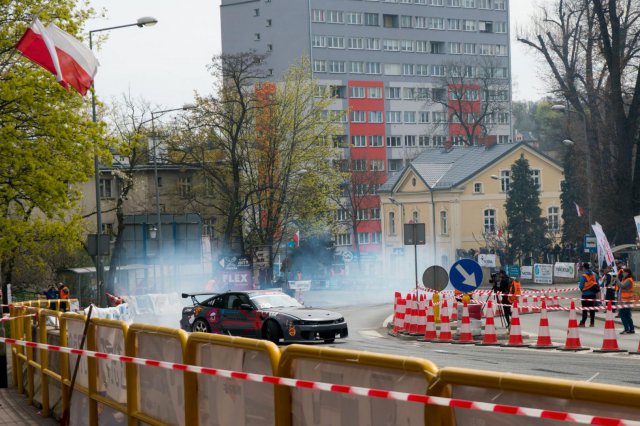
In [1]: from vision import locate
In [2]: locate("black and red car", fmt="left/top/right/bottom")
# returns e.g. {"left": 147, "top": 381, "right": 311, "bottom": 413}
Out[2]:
{"left": 180, "top": 290, "right": 348, "bottom": 344}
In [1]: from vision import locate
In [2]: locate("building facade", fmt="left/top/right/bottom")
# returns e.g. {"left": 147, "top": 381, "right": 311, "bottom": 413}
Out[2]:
{"left": 221, "top": 0, "right": 512, "bottom": 275}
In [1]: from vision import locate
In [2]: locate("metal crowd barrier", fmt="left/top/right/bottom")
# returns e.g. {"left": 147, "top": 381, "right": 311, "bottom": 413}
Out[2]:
{"left": 5, "top": 300, "right": 640, "bottom": 425}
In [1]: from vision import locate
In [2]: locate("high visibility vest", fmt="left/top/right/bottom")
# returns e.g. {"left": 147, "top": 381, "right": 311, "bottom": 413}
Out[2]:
{"left": 581, "top": 273, "right": 598, "bottom": 292}
{"left": 59, "top": 286, "right": 70, "bottom": 300}
{"left": 620, "top": 278, "right": 634, "bottom": 302}
{"left": 508, "top": 280, "right": 521, "bottom": 304}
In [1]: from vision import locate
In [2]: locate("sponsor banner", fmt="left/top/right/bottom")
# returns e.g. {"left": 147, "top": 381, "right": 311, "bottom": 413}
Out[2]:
{"left": 591, "top": 222, "right": 616, "bottom": 271}
{"left": 533, "top": 264, "right": 553, "bottom": 284}
{"left": 478, "top": 254, "right": 497, "bottom": 268}
{"left": 222, "top": 270, "right": 253, "bottom": 290}
{"left": 553, "top": 262, "right": 576, "bottom": 279}
{"left": 520, "top": 266, "right": 533, "bottom": 280}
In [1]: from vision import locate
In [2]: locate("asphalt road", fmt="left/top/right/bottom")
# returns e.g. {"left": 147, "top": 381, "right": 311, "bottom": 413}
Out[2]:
{"left": 304, "top": 288, "right": 640, "bottom": 388}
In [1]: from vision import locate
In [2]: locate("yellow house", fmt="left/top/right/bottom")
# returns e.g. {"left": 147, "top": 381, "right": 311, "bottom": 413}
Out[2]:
{"left": 378, "top": 142, "right": 564, "bottom": 275}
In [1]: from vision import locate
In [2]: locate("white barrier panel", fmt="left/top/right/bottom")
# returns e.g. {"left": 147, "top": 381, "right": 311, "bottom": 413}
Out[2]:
{"left": 70, "top": 391, "right": 90, "bottom": 426}
{"left": 98, "top": 403, "right": 126, "bottom": 425}
{"left": 196, "top": 344, "right": 275, "bottom": 426}
{"left": 290, "top": 359, "right": 427, "bottom": 426}
{"left": 66, "top": 317, "right": 89, "bottom": 389}
{"left": 95, "top": 324, "right": 127, "bottom": 402}
{"left": 136, "top": 332, "right": 185, "bottom": 426}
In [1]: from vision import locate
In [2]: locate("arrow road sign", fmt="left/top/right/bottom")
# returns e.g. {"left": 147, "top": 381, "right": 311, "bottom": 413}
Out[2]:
{"left": 449, "top": 259, "right": 484, "bottom": 293}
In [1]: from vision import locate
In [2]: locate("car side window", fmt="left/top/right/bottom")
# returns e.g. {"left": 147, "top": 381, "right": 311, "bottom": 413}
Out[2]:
{"left": 225, "top": 294, "right": 241, "bottom": 310}
{"left": 212, "top": 296, "right": 224, "bottom": 308}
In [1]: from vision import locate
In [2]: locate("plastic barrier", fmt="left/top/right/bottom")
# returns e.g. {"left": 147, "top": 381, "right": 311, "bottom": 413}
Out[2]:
{"left": 432, "top": 367, "right": 640, "bottom": 424}
{"left": 277, "top": 344, "right": 442, "bottom": 426}
{"left": 185, "top": 332, "right": 281, "bottom": 426}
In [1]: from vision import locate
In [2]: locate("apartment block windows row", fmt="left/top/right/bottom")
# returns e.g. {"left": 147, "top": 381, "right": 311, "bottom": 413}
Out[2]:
{"left": 313, "top": 60, "right": 509, "bottom": 79}
{"left": 347, "top": 157, "right": 386, "bottom": 172}
{"left": 385, "top": 135, "right": 446, "bottom": 147}
{"left": 357, "top": 232, "right": 382, "bottom": 245}
{"left": 347, "top": 135, "right": 386, "bottom": 147}
{"left": 349, "top": 86, "right": 382, "bottom": 99}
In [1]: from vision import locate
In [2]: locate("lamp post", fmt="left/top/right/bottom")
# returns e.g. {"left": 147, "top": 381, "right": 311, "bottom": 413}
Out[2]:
{"left": 89, "top": 16, "right": 157, "bottom": 306}
{"left": 551, "top": 104, "right": 591, "bottom": 229}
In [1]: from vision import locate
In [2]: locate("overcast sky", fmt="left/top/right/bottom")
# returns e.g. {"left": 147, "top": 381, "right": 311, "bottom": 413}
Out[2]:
{"left": 86, "top": 0, "right": 549, "bottom": 110}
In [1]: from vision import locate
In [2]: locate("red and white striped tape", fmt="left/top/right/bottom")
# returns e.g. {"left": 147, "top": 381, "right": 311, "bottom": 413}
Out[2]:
{"left": 0, "top": 313, "right": 36, "bottom": 323}
{"left": 1, "top": 336, "right": 638, "bottom": 425}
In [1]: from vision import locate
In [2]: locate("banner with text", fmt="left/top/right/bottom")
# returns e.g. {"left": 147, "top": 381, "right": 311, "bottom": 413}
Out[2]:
{"left": 553, "top": 262, "right": 576, "bottom": 279}
{"left": 520, "top": 266, "right": 533, "bottom": 280}
{"left": 533, "top": 264, "right": 553, "bottom": 284}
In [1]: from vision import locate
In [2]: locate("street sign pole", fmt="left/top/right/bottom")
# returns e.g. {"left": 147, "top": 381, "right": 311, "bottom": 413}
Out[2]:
{"left": 414, "top": 225, "right": 418, "bottom": 295}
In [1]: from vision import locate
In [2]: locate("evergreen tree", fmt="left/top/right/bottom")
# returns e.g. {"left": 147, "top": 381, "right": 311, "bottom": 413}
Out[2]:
{"left": 560, "top": 145, "right": 585, "bottom": 252}
{"left": 505, "top": 155, "right": 550, "bottom": 264}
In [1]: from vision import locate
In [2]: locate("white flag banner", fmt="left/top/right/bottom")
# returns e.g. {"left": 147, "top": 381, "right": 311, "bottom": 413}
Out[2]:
{"left": 635, "top": 215, "right": 640, "bottom": 243}
{"left": 592, "top": 222, "right": 616, "bottom": 272}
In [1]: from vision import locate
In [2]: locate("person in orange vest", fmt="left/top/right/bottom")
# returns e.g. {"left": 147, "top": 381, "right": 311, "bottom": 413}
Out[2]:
{"left": 578, "top": 263, "right": 600, "bottom": 327}
{"left": 508, "top": 277, "right": 521, "bottom": 305}
{"left": 618, "top": 268, "right": 635, "bottom": 334}
{"left": 58, "top": 282, "right": 70, "bottom": 312}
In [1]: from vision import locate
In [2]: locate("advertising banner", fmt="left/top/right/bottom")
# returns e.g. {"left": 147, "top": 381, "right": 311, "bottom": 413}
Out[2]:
{"left": 478, "top": 254, "right": 497, "bottom": 268}
{"left": 592, "top": 222, "right": 616, "bottom": 271}
{"left": 553, "top": 262, "right": 576, "bottom": 279}
{"left": 534, "top": 264, "right": 553, "bottom": 284}
{"left": 521, "top": 266, "right": 533, "bottom": 280}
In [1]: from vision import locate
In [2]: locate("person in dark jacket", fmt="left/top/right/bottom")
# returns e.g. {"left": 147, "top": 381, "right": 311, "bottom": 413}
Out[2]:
{"left": 578, "top": 263, "right": 600, "bottom": 327}
{"left": 43, "top": 284, "right": 58, "bottom": 310}
{"left": 492, "top": 270, "right": 512, "bottom": 327}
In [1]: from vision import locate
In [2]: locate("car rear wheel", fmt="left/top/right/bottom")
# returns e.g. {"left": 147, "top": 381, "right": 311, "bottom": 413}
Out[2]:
{"left": 262, "top": 321, "right": 281, "bottom": 344}
{"left": 192, "top": 319, "right": 210, "bottom": 333}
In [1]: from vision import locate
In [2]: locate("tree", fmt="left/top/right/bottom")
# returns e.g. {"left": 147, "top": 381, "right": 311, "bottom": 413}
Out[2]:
{"left": 0, "top": 3, "right": 105, "bottom": 299}
{"left": 518, "top": 0, "right": 640, "bottom": 243}
{"left": 505, "top": 155, "right": 550, "bottom": 264}
{"left": 559, "top": 143, "right": 586, "bottom": 250}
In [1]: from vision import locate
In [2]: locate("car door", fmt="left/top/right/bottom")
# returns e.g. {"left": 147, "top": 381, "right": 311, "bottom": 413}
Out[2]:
{"left": 221, "top": 293, "right": 259, "bottom": 337}
{"left": 202, "top": 295, "right": 224, "bottom": 334}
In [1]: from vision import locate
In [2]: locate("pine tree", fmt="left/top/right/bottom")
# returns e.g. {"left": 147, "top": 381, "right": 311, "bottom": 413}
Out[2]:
{"left": 505, "top": 155, "right": 550, "bottom": 264}
{"left": 559, "top": 145, "right": 585, "bottom": 252}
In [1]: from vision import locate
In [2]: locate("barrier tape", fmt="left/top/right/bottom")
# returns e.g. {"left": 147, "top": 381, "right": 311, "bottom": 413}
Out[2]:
{"left": 1, "top": 336, "right": 638, "bottom": 425}
{"left": 0, "top": 313, "right": 36, "bottom": 323}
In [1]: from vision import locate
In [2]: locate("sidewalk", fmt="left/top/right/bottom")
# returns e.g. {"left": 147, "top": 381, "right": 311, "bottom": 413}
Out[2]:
{"left": 0, "top": 388, "right": 57, "bottom": 425}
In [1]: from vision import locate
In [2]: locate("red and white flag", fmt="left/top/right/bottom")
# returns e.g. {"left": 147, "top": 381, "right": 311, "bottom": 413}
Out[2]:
{"left": 574, "top": 202, "right": 584, "bottom": 217}
{"left": 16, "top": 18, "right": 99, "bottom": 96}
{"left": 292, "top": 231, "right": 300, "bottom": 247}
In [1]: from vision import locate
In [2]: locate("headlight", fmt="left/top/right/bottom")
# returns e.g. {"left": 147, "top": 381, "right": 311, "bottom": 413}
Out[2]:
{"left": 336, "top": 317, "right": 344, "bottom": 324}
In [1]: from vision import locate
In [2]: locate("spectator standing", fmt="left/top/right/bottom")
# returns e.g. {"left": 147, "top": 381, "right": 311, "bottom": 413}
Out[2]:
{"left": 58, "top": 282, "right": 70, "bottom": 312}
{"left": 578, "top": 263, "right": 600, "bottom": 327}
{"left": 619, "top": 268, "right": 635, "bottom": 334}
{"left": 43, "top": 284, "right": 58, "bottom": 310}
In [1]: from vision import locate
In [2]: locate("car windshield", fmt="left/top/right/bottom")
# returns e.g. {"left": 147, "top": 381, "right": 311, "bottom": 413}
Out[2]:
{"left": 251, "top": 293, "right": 302, "bottom": 309}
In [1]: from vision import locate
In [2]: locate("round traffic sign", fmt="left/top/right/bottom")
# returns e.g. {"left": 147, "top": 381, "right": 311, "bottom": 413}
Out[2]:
{"left": 341, "top": 251, "right": 354, "bottom": 263}
{"left": 422, "top": 265, "right": 449, "bottom": 291}
{"left": 449, "top": 259, "right": 484, "bottom": 293}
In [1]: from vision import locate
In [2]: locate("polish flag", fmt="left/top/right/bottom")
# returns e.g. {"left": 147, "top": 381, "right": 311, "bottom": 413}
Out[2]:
{"left": 292, "top": 231, "right": 300, "bottom": 247}
{"left": 575, "top": 202, "right": 584, "bottom": 217}
{"left": 497, "top": 229, "right": 503, "bottom": 237}
{"left": 16, "top": 18, "right": 98, "bottom": 96}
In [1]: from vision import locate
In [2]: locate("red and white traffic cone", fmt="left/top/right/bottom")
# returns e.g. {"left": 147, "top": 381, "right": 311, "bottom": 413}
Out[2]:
{"left": 558, "top": 301, "right": 589, "bottom": 351}
{"left": 404, "top": 294, "right": 416, "bottom": 334}
{"left": 529, "top": 299, "right": 558, "bottom": 349}
{"left": 418, "top": 300, "right": 437, "bottom": 342}
{"left": 433, "top": 300, "right": 453, "bottom": 342}
{"left": 452, "top": 300, "right": 476, "bottom": 344}
{"left": 501, "top": 302, "right": 528, "bottom": 347}
{"left": 416, "top": 295, "right": 427, "bottom": 335}
{"left": 630, "top": 339, "right": 640, "bottom": 355}
{"left": 451, "top": 299, "right": 458, "bottom": 322}
{"left": 594, "top": 301, "right": 627, "bottom": 353}
{"left": 391, "top": 297, "right": 406, "bottom": 335}
{"left": 476, "top": 300, "right": 500, "bottom": 346}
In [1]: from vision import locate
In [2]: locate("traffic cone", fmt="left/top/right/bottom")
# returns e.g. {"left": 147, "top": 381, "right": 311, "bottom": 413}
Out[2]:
{"left": 630, "top": 339, "right": 640, "bottom": 355}
{"left": 413, "top": 295, "right": 426, "bottom": 336}
{"left": 418, "top": 300, "right": 437, "bottom": 341}
{"left": 433, "top": 300, "right": 453, "bottom": 342}
{"left": 403, "top": 294, "right": 413, "bottom": 334}
{"left": 451, "top": 299, "right": 458, "bottom": 322}
{"left": 558, "top": 301, "right": 590, "bottom": 351}
{"left": 476, "top": 300, "right": 500, "bottom": 346}
{"left": 501, "top": 302, "right": 528, "bottom": 347}
{"left": 391, "top": 297, "right": 406, "bottom": 335}
{"left": 594, "top": 301, "right": 627, "bottom": 353}
{"left": 452, "top": 300, "right": 476, "bottom": 344}
{"left": 529, "top": 299, "right": 558, "bottom": 349}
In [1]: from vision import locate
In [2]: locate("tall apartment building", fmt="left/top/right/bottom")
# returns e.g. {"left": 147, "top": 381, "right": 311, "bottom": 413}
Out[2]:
{"left": 221, "top": 0, "right": 511, "bottom": 275}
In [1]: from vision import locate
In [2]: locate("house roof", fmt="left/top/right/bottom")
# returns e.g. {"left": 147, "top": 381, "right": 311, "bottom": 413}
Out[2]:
{"left": 379, "top": 142, "right": 560, "bottom": 193}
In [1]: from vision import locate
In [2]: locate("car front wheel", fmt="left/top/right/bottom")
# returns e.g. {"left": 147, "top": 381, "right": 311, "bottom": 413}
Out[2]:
{"left": 262, "top": 321, "right": 281, "bottom": 345}
{"left": 192, "top": 319, "right": 211, "bottom": 333}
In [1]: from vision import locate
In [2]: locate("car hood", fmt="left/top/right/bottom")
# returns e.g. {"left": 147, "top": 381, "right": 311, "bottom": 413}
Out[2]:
{"left": 272, "top": 307, "right": 342, "bottom": 321}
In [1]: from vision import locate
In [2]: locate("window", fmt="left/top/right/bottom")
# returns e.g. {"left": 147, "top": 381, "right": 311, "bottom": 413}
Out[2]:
{"left": 357, "top": 232, "right": 370, "bottom": 245}
{"left": 350, "top": 86, "right": 365, "bottom": 98}
{"left": 350, "top": 61, "right": 364, "bottom": 73}
{"left": 448, "top": 19, "right": 461, "bottom": 30}
{"left": 254, "top": 33, "right": 261, "bottom": 41}
{"left": 333, "top": 135, "right": 348, "bottom": 147}
{"left": 432, "top": 135, "right": 446, "bottom": 146}
{"left": 415, "top": 41, "right": 429, "bottom": 52}
{"left": 352, "top": 135, "right": 367, "bottom": 147}
{"left": 449, "top": 42, "right": 462, "bottom": 54}
{"left": 327, "top": 36, "right": 345, "bottom": 49}
{"left": 99, "top": 178, "right": 113, "bottom": 198}
{"left": 404, "top": 111, "right": 416, "bottom": 123}
{"left": 327, "top": 10, "right": 344, "bottom": 23}
{"left": 463, "top": 19, "right": 476, "bottom": 31}
{"left": 531, "top": 169, "right": 541, "bottom": 189}
{"left": 385, "top": 64, "right": 402, "bottom": 76}
{"left": 402, "top": 64, "right": 414, "bottom": 75}
{"left": 335, "top": 233, "right": 352, "bottom": 246}
{"left": 368, "top": 87, "right": 382, "bottom": 98}
{"left": 369, "top": 111, "right": 383, "bottom": 123}
{"left": 370, "top": 208, "right": 381, "bottom": 220}
{"left": 387, "top": 111, "right": 402, "bottom": 123}
{"left": 383, "top": 14, "right": 399, "bottom": 28}
{"left": 495, "top": 22, "right": 507, "bottom": 33}
{"left": 404, "top": 135, "right": 416, "bottom": 146}
{"left": 431, "top": 65, "right": 445, "bottom": 76}
{"left": 419, "top": 112, "right": 429, "bottom": 123}
{"left": 388, "top": 159, "right": 403, "bottom": 172}
{"left": 415, "top": 65, "right": 429, "bottom": 76}
{"left": 463, "top": 0, "right": 476, "bottom": 7}
{"left": 365, "top": 62, "right": 381, "bottom": 74}
{"left": 370, "top": 135, "right": 383, "bottom": 146}
{"left": 328, "top": 60, "right": 345, "bottom": 73}
{"left": 548, "top": 207, "right": 560, "bottom": 231}
{"left": 383, "top": 39, "right": 400, "bottom": 51}
{"left": 348, "top": 37, "right": 364, "bottom": 49}
{"left": 479, "top": 0, "right": 492, "bottom": 8}
{"left": 386, "top": 136, "right": 402, "bottom": 147}
{"left": 463, "top": 43, "right": 476, "bottom": 54}
{"left": 389, "top": 211, "right": 396, "bottom": 234}
{"left": 479, "top": 44, "right": 492, "bottom": 55}
{"left": 346, "top": 12, "right": 363, "bottom": 25}
{"left": 365, "top": 38, "right": 381, "bottom": 50}
{"left": 253, "top": 8, "right": 260, "bottom": 16}
{"left": 178, "top": 176, "right": 192, "bottom": 198}
{"left": 415, "top": 17, "right": 427, "bottom": 29}
{"left": 312, "top": 35, "right": 326, "bottom": 48}
{"left": 440, "top": 210, "right": 448, "bottom": 234}
{"left": 432, "top": 111, "right": 446, "bottom": 122}
{"left": 499, "top": 170, "right": 510, "bottom": 192}
{"left": 479, "top": 20, "right": 493, "bottom": 32}
{"left": 364, "top": 12, "right": 379, "bottom": 26}
{"left": 313, "top": 60, "right": 326, "bottom": 72}
{"left": 266, "top": 19, "right": 272, "bottom": 27}
{"left": 371, "top": 232, "right": 382, "bottom": 244}
{"left": 418, "top": 135, "right": 430, "bottom": 146}
{"left": 400, "top": 15, "right": 413, "bottom": 28}
{"left": 498, "top": 135, "right": 510, "bottom": 144}
{"left": 357, "top": 208, "right": 369, "bottom": 220}
{"left": 157, "top": 176, "right": 163, "bottom": 188}
{"left": 498, "top": 112, "right": 510, "bottom": 124}
{"left": 465, "top": 89, "right": 479, "bottom": 100}
{"left": 448, "top": 0, "right": 461, "bottom": 5}
{"left": 494, "top": 0, "right": 506, "bottom": 9}
{"left": 267, "top": 44, "right": 273, "bottom": 52}
{"left": 370, "top": 160, "right": 384, "bottom": 171}
{"left": 484, "top": 209, "right": 496, "bottom": 234}
{"left": 385, "top": 87, "right": 401, "bottom": 99}
{"left": 474, "top": 182, "right": 483, "bottom": 193}
{"left": 412, "top": 210, "right": 419, "bottom": 223}
{"left": 336, "top": 209, "right": 349, "bottom": 221}
{"left": 429, "top": 18, "right": 445, "bottom": 30}
{"left": 400, "top": 40, "right": 414, "bottom": 52}
{"left": 351, "top": 111, "right": 366, "bottom": 123}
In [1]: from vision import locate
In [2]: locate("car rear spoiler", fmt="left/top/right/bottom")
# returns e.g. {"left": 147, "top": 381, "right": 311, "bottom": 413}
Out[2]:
{"left": 181, "top": 292, "right": 218, "bottom": 299}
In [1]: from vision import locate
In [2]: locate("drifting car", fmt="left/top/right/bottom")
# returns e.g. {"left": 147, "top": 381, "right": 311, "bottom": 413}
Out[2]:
{"left": 180, "top": 290, "right": 348, "bottom": 344}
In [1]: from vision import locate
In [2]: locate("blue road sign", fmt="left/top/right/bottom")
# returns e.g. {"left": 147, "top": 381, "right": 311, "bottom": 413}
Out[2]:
{"left": 449, "top": 259, "right": 484, "bottom": 293}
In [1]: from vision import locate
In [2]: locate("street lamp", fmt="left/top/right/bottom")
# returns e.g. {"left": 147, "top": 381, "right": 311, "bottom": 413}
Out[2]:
{"left": 551, "top": 104, "right": 591, "bottom": 229}
{"left": 89, "top": 17, "right": 157, "bottom": 307}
